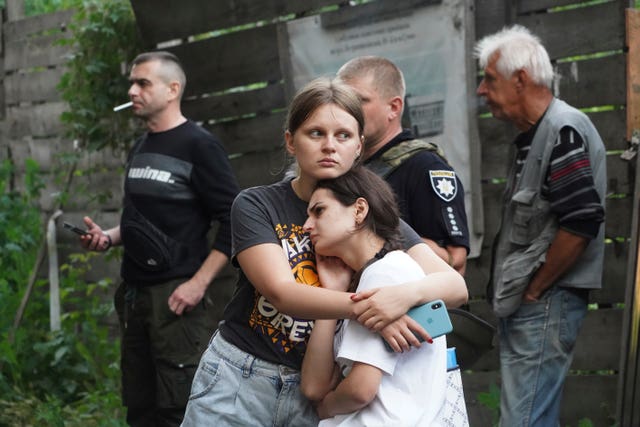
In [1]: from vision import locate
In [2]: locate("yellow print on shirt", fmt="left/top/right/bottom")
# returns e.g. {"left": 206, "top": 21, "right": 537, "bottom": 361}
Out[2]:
{"left": 248, "top": 222, "right": 318, "bottom": 354}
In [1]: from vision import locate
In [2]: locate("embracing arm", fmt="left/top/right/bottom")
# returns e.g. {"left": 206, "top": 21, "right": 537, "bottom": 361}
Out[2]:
{"left": 422, "top": 238, "right": 467, "bottom": 275}
{"left": 350, "top": 243, "right": 467, "bottom": 351}
{"left": 301, "top": 319, "right": 342, "bottom": 402}
{"left": 237, "top": 243, "right": 356, "bottom": 319}
{"left": 353, "top": 243, "right": 467, "bottom": 329}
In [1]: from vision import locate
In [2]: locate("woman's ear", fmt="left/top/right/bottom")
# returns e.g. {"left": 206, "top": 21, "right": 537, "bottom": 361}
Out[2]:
{"left": 285, "top": 130, "right": 295, "bottom": 155}
{"left": 354, "top": 197, "right": 369, "bottom": 224}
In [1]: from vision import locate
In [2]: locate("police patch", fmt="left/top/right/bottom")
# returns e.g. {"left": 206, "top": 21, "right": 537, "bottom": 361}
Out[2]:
{"left": 428, "top": 170, "right": 457, "bottom": 202}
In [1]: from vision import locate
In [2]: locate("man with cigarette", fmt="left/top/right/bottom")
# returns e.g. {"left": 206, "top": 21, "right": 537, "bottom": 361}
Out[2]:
{"left": 77, "top": 51, "right": 239, "bottom": 426}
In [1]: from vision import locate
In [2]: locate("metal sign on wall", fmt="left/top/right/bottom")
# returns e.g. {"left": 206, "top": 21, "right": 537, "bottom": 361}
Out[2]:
{"left": 284, "top": 0, "right": 482, "bottom": 257}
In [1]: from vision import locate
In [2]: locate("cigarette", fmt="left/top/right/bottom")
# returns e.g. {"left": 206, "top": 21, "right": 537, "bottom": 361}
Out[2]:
{"left": 113, "top": 101, "right": 133, "bottom": 112}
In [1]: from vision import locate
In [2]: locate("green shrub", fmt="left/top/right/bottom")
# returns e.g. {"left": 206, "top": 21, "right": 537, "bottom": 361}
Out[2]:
{"left": 0, "top": 159, "right": 125, "bottom": 426}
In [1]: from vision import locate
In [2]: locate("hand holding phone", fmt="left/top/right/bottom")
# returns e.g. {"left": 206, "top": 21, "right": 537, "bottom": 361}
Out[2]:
{"left": 63, "top": 222, "right": 89, "bottom": 236}
{"left": 384, "top": 299, "right": 453, "bottom": 351}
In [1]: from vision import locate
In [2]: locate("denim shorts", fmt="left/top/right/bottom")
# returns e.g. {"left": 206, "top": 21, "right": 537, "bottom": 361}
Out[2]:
{"left": 181, "top": 331, "right": 318, "bottom": 427}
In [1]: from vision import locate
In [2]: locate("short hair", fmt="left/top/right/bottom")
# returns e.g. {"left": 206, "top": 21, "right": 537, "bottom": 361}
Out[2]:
{"left": 336, "top": 55, "right": 406, "bottom": 101}
{"left": 474, "top": 25, "right": 554, "bottom": 89}
{"left": 131, "top": 51, "right": 187, "bottom": 97}
{"left": 314, "top": 166, "right": 402, "bottom": 252}
{"left": 284, "top": 77, "right": 364, "bottom": 138}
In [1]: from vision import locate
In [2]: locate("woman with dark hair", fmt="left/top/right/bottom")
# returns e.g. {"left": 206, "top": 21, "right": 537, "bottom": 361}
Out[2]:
{"left": 301, "top": 166, "right": 449, "bottom": 425}
{"left": 181, "top": 78, "right": 466, "bottom": 426}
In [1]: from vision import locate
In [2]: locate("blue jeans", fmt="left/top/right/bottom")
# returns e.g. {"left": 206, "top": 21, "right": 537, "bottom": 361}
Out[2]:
{"left": 181, "top": 331, "right": 318, "bottom": 427}
{"left": 498, "top": 287, "right": 587, "bottom": 427}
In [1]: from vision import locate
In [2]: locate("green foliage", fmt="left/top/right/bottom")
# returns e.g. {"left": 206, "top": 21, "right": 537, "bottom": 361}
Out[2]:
{"left": 58, "top": 0, "right": 143, "bottom": 153}
{"left": 477, "top": 382, "right": 501, "bottom": 427}
{"left": 0, "top": 159, "right": 44, "bottom": 292}
{"left": 24, "top": 0, "right": 76, "bottom": 15}
{"left": 0, "top": 248, "right": 125, "bottom": 425}
{"left": 0, "top": 161, "right": 125, "bottom": 424}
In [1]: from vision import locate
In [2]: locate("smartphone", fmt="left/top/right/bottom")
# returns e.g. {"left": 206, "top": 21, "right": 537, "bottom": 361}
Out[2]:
{"left": 384, "top": 299, "right": 453, "bottom": 351}
{"left": 62, "top": 222, "right": 89, "bottom": 236}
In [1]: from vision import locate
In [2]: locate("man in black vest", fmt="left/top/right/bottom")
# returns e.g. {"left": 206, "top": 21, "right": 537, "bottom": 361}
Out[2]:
{"left": 336, "top": 56, "right": 470, "bottom": 274}
{"left": 76, "top": 51, "right": 240, "bottom": 426}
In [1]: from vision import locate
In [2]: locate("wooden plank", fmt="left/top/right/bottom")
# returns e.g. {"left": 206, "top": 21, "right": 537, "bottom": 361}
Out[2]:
{"left": 590, "top": 109, "right": 627, "bottom": 152}
{"left": 560, "top": 375, "right": 618, "bottom": 427}
{"left": 9, "top": 136, "right": 61, "bottom": 172}
{"left": 206, "top": 112, "right": 286, "bottom": 156}
{"left": 627, "top": 9, "right": 640, "bottom": 141}
{"left": 168, "top": 25, "right": 281, "bottom": 97}
{"left": 517, "top": 1, "right": 625, "bottom": 60}
{"left": 65, "top": 170, "right": 123, "bottom": 211}
{"left": 464, "top": 248, "right": 493, "bottom": 299}
{"left": 130, "top": 0, "right": 341, "bottom": 46}
{"left": 13, "top": 172, "right": 58, "bottom": 210}
{"left": 474, "top": 0, "right": 510, "bottom": 40}
{"left": 3, "top": 9, "right": 74, "bottom": 42}
{"left": 596, "top": 240, "right": 630, "bottom": 304}
{"left": 319, "top": 0, "right": 441, "bottom": 28}
{"left": 608, "top": 153, "right": 634, "bottom": 196}
{"left": 0, "top": 12, "right": 3, "bottom": 56}
{"left": 463, "top": 371, "right": 618, "bottom": 427}
{"left": 0, "top": 58, "right": 5, "bottom": 121}
{"left": 478, "top": 181, "right": 504, "bottom": 244}
{"left": 4, "top": 67, "right": 65, "bottom": 104}
{"left": 518, "top": 0, "right": 612, "bottom": 14}
{"left": 182, "top": 83, "right": 286, "bottom": 123}
{"left": 76, "top": 146, "right": 127, "bottom": 172}
{"left": 4, "top": 33, "right": 71, "bottom": 71}
{"left": 7, "top": 102, "right": 66, "bottom": 138}
{"left": 607, "top": 196, "right": 633, "bottom": 238}
{"left": 572, "top": 308, "right": 623, "bottom": 370}
{"left": 478, "top": 117, "right": 516, "bottom": 180}
{"left": 228, "top": 147, "right": 289, "bottom": 190}
{"left": 462, "top": 371, "right": 500, "bottom": 427}
{"left": 556, "top": 54, "right": 626, "bottom": 109}
{"left": 5, "top": 0, "right": 25, "bottom": 22}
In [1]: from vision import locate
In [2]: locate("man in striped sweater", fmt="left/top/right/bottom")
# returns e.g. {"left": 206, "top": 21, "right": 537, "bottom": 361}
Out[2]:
{"left": 475, "top": 25, "right": 606, "bottom": 427}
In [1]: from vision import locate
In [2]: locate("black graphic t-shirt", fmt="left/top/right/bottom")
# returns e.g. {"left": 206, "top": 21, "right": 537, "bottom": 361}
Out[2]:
{"left": 121, "top": 120, "right": 239, "bottom": 284}
{"left": 220, "top": 178, "right": 422, "bottom": 369}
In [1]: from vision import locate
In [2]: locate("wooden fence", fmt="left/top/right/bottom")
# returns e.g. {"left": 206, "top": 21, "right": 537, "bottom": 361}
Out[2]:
{"left": 1, "top": 0, "right": 635, "bottom": 425}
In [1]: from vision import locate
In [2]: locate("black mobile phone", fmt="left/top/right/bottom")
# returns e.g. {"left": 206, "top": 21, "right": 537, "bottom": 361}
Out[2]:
{"left": 62, "top": 222, "right": 89, "bottom": 236}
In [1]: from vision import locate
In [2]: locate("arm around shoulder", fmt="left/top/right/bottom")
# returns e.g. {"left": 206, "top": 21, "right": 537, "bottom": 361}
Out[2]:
{"left": 406, "top": 242, "right": 468, "bottom": 308}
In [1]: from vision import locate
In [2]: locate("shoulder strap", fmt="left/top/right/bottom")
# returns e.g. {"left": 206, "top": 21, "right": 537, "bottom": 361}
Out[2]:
{"left": 367, "top": 139, "right": 449, "bottom": 178}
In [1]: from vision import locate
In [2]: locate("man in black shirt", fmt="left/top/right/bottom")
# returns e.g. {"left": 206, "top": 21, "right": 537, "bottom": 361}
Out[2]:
{"left": 77, "top": 51, "right": 239, "bottom": 426}
{"left": 336, "top": 56, "right": 470, "bottom": 274}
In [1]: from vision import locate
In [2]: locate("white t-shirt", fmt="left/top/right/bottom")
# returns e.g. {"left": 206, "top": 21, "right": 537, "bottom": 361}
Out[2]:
{"left": 319, "top": 251, "right": 448, "bottom": 427}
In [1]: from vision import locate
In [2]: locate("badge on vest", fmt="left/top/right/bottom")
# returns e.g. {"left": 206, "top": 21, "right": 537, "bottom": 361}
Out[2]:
{"left": 429, "top": 170, "right": 457, "bottom": 202}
